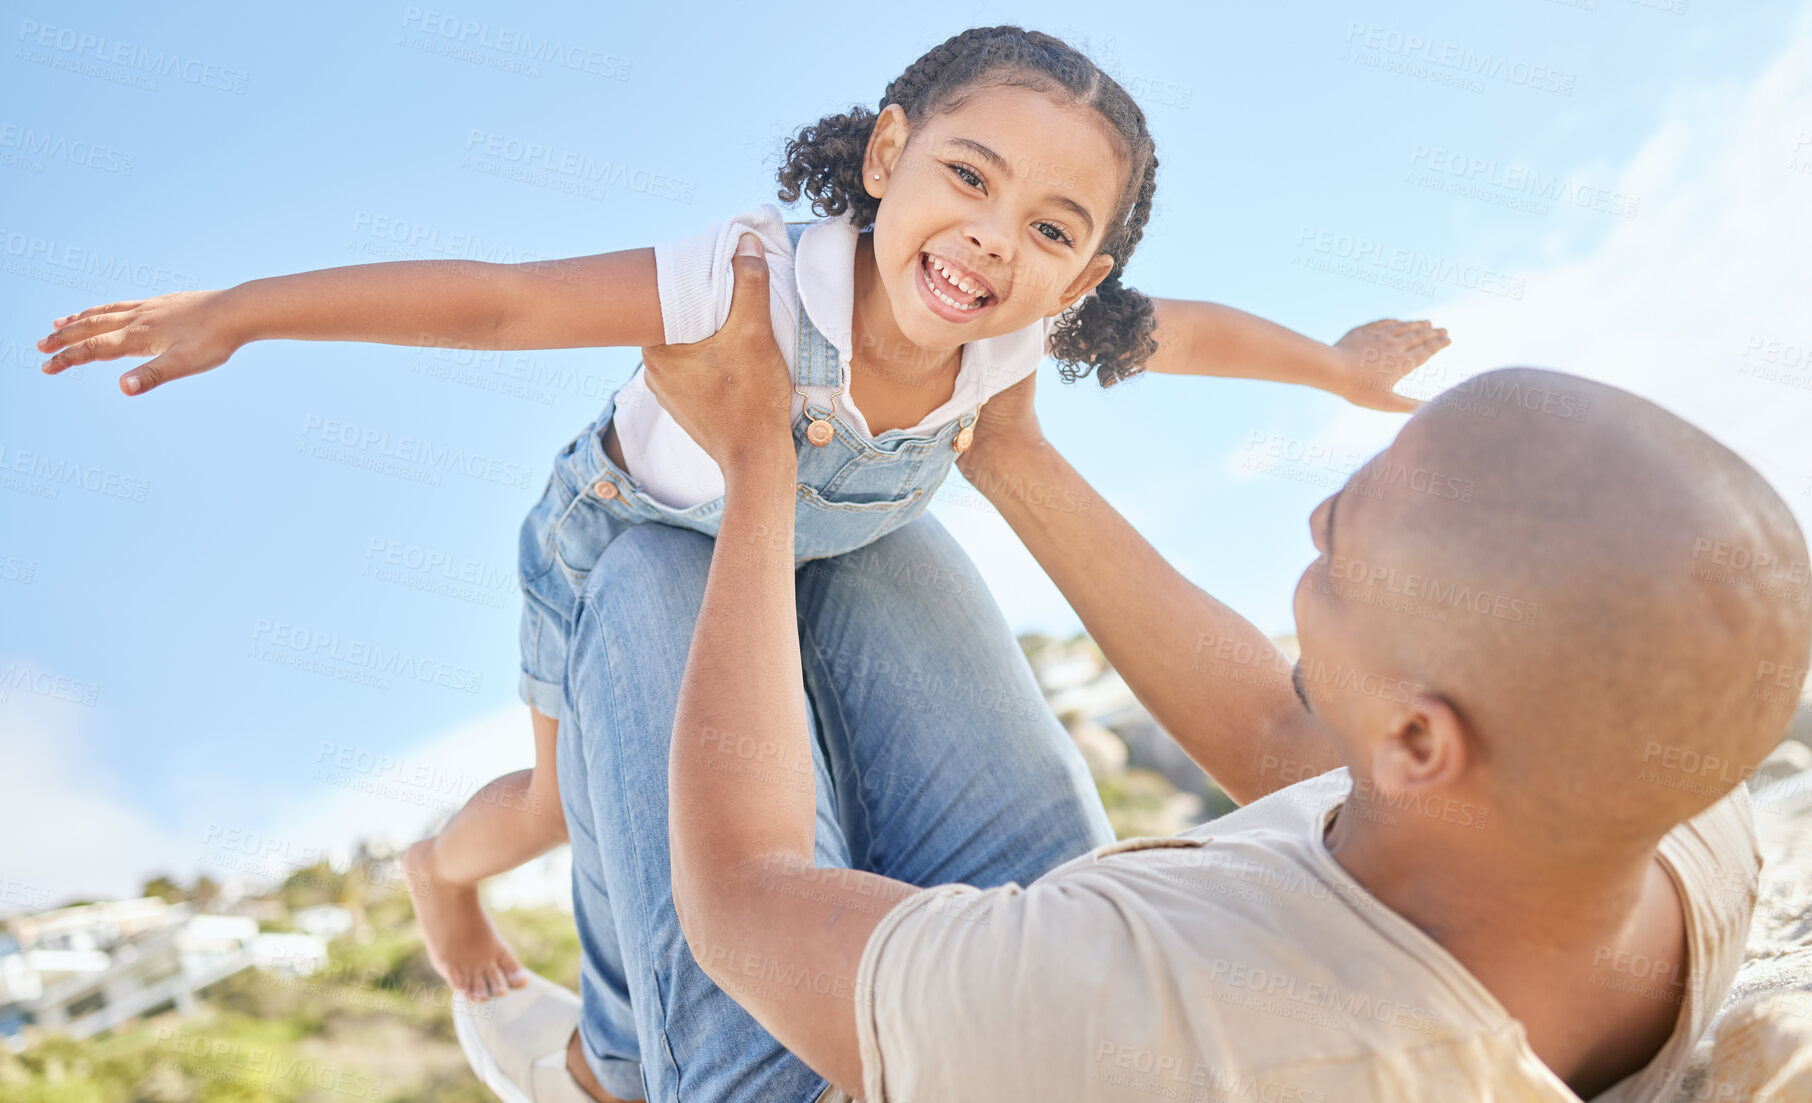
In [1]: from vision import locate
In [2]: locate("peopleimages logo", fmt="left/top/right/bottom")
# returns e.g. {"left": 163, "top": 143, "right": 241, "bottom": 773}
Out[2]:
{"left": 1342, "top": 23, "right": 1576, "bottom": 96}
{"left": 250, "top": 619, "right": 484, "bottom": 694}
{"left": 15, "top": 21, "right": 251, "bottom": 93}
{"left": 1208, "top": 958, "right": 1445, "bottom": 1036}
{"left": 1406, "top": 144, "right": 1639, "bottom": 219}
{"left": 1323, "top": 556, "right": 1540, "bottom": 626}
{"left": 298, "top": 414, "right": 532, "bottom": 490}
{"left": 1293, "top": 226, "right": 1527, "bottom": 300}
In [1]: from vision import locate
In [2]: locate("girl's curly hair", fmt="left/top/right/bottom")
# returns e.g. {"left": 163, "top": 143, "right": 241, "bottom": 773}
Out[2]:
{"left": 777, "top": 25, "right": 1159, "bottom": 387}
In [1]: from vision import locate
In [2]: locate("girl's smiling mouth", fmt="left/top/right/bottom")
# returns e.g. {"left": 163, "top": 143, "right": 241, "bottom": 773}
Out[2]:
{"left": 917, "top": 251, "right": 997, "bottom": 322}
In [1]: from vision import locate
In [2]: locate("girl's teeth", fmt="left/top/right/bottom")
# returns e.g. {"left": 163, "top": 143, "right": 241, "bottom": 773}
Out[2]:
{"left": 933, "top": 258, "right": 977, "bottom": 295}
{"left": 927, "top": 255, "right": 985, "bottom": 307}
{"left": 923, "top": 254, "right": 987, "bottom": 311}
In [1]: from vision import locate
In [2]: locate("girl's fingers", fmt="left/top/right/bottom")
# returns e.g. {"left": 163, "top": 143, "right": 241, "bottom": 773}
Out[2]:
{"left": 120, "top": 351, "right": 185, "bottom": 395}
{"left": 43, "top": 328, "right": 137, "bottom": 373}
{"left": 1357, "top": 371, "right": 1425, "bottom": 411}
{"left": 1388, "top": 319, "right": 1434, "bottom": 337}
{"left": 39, "top": 307, "right": 133, "bottom": 355}
{"left": 56, "top": 301, "right": 144, "bottom": 331}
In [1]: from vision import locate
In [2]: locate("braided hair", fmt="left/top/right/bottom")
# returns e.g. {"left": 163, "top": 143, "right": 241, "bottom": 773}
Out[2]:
{"left": 777, "top": 25, "right": 1160, "bottom": 387}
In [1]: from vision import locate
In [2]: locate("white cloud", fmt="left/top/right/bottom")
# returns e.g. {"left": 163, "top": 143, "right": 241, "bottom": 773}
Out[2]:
{"left": 969, "top": 14, "right": 1812, "bottom": 637}
{"left": 0, "top": 682, "right": 185, "bottom": 910}
{"left": 1307, "top": 11, "right": 1812, "bottom": 519}
{"left": 0, "top": 691, "right": 571, "bottom": 913}
{"left": 264, "top": 703, "right": 571, "bottom": 909}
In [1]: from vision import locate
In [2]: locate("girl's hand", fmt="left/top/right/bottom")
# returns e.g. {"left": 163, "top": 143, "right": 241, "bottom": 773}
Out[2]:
{"left": 1327, "top": 318, "right": 1451, "bottom": 414}
{"left": 954, "top": 368, "right": 1043, "bottom": 486}
{"left": 640, "top": 234, "right": 795, "bottom": 473}
{"left": 37, "top": 290, "right": 247, "bottom": 396}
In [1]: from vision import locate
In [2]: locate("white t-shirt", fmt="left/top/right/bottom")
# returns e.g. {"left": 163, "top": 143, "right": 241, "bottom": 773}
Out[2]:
{"left": 613, "top": 203, "right": 1061, "bottom": 510}
{"left": 830, "top": 769, "right": 1760, "bottom": 1103}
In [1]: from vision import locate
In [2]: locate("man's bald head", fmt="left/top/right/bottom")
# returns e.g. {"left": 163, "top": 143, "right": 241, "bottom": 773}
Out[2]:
{"left": 1297, "top": 368, "right": 1811, "bottom": 848}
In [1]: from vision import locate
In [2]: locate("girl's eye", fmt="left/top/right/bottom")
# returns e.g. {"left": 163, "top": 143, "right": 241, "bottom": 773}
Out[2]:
{"left": 946, "top": 162, "right": 1072, "bottom": 246}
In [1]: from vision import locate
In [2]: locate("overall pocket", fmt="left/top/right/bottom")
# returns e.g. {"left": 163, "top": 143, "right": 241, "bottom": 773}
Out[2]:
{"left": 792, "top": 482, "right": 929, "bottom": 562}
{"left": 518, "top": 471, "right": 575, "bottom": 594}
{"left": 550, "top": 489, "right": 638, "bottom": 595}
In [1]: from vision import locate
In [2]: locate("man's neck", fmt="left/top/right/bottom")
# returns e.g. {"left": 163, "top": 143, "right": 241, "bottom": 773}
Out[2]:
{"left": 1325, "top": 790, "right": 1688, "bottom": 1096}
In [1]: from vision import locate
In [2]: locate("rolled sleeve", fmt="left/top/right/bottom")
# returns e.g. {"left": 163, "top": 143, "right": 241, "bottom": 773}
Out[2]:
{"left": 650, "top": 202, "right": 795, "bottom": 344}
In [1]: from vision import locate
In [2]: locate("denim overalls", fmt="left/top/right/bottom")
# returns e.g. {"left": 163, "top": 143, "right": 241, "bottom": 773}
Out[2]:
{"left": 516, "top": 218, "right": 987, "bottom": 719}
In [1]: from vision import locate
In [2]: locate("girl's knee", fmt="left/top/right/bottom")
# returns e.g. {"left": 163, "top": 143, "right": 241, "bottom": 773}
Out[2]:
{"left": 576, "top": 524, "right": 714, "bottom": 628}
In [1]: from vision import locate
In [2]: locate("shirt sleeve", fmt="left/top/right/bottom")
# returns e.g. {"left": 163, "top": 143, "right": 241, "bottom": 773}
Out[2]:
{"left": 853, "top": 880, "right": 1123, "bottom": 1102}
{"left": 650, "top": 202, "right": 796, "bottom": 345}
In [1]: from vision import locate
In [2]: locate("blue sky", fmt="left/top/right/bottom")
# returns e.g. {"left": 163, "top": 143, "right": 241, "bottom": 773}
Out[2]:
{"left": 5, "top": 0, "right": 1810, "bottom": 906}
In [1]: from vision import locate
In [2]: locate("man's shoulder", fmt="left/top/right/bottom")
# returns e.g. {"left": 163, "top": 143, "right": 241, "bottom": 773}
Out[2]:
{"left": 873, "top": 767, "right": 1367, "bottom": 974}
{"left": 1657, "top": 784, "right": 1764, "bottom": 960}
{"left": 1175, "top": 766, "right": 1355, "bottom": 840}
{"left": 853, "top": 792, "right": 1559, "bottom": 1102}
{"left": 1660, "top": 783, "right": 1762, "bottom": 903}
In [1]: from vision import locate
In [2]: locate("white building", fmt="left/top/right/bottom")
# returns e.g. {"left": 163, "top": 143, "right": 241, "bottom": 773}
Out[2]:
{"left": 0, "top": 897, "right": 326, "bottom": 1047}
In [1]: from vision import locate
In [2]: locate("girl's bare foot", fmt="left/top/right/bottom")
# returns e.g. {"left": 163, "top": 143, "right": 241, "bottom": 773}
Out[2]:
{"left": 401, "top": 837, "right": 529, "bottom": 1002}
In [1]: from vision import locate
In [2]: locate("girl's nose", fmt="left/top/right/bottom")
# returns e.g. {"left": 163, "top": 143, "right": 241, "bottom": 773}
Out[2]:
{"left": 963, "top": 229, "right": 1007, "bottom": 262}
{"left": 958, "top": 228, "right": 1011, "bottom": 285}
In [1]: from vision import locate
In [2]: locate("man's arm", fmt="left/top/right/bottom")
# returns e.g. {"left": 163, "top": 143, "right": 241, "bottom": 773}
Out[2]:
{"left": 1140, "top": 299, "right": 1449, "bottom": 414}
{"left": 646, "top": 235, "right": 910, "bottom": 1096}
{"left": 958, "top": 379, "right": 1344, "bottom": 805}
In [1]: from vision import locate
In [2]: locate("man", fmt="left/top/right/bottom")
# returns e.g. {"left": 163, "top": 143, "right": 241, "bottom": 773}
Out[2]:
{"left": 465, "top": 239, "right": 1810, "bottom": 1101}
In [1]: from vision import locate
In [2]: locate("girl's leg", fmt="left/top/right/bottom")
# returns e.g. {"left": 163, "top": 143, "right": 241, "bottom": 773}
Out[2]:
{"left": 558, "top": 521, "right": 849, "bottom": 1103}
{"left": 401, "top": 704, "right": 569, "bottom": 1002}
{"left": 795, "top": 511, "right": 1115, "bottom": 889}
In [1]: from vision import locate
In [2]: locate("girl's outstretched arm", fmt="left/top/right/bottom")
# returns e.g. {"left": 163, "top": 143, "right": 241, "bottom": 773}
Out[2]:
{"left": 1143, "top": 299, "right": 1450, "bottom": 414}
{"left": 36, "top": 249, "right": 665, "bottom": 396}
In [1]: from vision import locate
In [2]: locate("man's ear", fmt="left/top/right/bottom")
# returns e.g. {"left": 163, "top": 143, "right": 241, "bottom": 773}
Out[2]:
{"left": 1049, "top": 253, "right": 1117, "bottom": 317}
{"left": 863, "top": 105, "right": 911, "bottom": 198}
{"left": 1369, "top": 692, "right": 1470, "bottom": 797}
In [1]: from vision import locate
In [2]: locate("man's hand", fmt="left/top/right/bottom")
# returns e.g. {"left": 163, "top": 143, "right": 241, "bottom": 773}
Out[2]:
{"left": 1327, "top": 318, "right": 1451, "bottom": 413}
{"left": 640, "top": 233, "right": 795, "bottom": 473}
{"left": 954, "top": 369, "right": 1044, "bottom": 485}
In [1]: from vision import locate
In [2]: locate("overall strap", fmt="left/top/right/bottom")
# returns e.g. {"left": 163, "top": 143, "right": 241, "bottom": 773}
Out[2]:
{"left": 783, "top": 220, "right": 844, "bottom": 393}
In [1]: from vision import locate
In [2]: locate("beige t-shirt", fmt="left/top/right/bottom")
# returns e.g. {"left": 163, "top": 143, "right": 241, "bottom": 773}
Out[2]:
{"left": 829, "top": 768, "right": 1759, "bottom": 1103}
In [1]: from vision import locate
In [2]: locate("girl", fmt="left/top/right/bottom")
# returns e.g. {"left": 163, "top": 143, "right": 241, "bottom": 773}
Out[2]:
{"left": 34, "top": 24, "right": 1447, "bottom": 1018}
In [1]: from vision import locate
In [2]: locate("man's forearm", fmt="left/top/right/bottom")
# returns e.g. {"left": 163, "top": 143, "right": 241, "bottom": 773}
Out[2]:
{"left": 668, "top": 446, "right": 818, "bottom": 923}
{"left": 967, "top": 440, "right": 1341, "bottom": 804}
